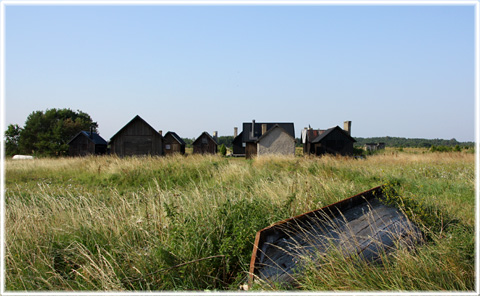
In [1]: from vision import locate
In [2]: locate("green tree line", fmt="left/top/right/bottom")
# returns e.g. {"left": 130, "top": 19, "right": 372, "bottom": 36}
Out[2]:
{"left": 353, "top": 136, "right": 474, "bottom": 148}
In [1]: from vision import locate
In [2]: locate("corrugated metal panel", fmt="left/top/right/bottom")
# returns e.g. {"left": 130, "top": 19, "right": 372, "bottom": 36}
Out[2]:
{"left": 248, "top": 186, "right": 422, "bottom": 287}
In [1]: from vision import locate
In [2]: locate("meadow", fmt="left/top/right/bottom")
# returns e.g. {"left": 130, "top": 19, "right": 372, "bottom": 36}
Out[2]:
{"left": 4, "top": 148, "right": 476, "bottom": 291}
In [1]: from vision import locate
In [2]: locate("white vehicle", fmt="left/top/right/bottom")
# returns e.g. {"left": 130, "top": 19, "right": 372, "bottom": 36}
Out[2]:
{"left": 12, "top": 155, "right": 34, "bottom": 160}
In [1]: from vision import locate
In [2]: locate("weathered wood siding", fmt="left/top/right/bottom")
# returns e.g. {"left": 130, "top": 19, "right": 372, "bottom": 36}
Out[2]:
{"left": 245, "top": 142, "right": 257, "bottom": 159}
{"left": 193, "top": 134, "right": 217, "bottom": 154}
{"left": 110, "top": 118, "right": 163, "bottom": 157}
{"left": 164, "top": 133, "right": 185, "bottom": 155}
{"left": 232, "top": 132, "right": 245, "bottom": 155}
{"left": 69, "top": 134, "right": 96, "bottom": 156}
{"left": 315, "top": 129, "right": 354, "bottom": 156}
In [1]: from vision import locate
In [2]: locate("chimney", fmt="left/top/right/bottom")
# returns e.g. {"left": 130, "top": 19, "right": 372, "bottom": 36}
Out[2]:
{"left": 343, "top": 121, "right": 352, "bottom": 136}
{"left": 158, "top": 130, "right": 162, "bottom": 136}
{"left": 234, "top": 127, "right": 238, "bottom": 138}
{"left": 251, "top": 119, "right": 256, "bottom": 138}
{"left": 261, "top": 124, "right": 267, "bottom": 135}
{"left": 90, "top": 126, "right": 94, "bottom": 139}
{"left": 213, "top": 131, "right": 218, "bottom": 140}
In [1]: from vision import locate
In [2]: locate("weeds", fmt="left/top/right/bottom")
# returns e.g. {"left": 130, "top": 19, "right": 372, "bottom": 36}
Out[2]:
{"left": 4, "top": 151, "right": 475, "bottom": 291}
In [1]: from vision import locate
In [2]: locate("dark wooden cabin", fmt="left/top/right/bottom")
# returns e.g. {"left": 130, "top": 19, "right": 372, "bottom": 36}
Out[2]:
{"left": 302, "top": 121, "right": 355, "bottom": 156}
{"left": 192, "top": 132, "right": 217, "bottom": 155}
{"left": 109, "top": 115, "right": 163, "bottom": 157}
{"left": 68, "top": 131, "right": 108, "bottom": 156}
{"left": 163, "top": 131, "right": 186, "bottom": 155}
{"left": 232, "top": 131, "right": 245, "bottom": 156}
{"left": 241, "top": 120, "right": 295, "bottom": 159}
{"left": 309, "top": 126, "right": 355, "bottom": 156}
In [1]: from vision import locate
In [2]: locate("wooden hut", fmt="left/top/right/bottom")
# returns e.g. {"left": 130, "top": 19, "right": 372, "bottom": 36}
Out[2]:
{"left": 68, "top": 131, "right": 108, "bottom": 156}
{"left": 192, "top": 132, "right": 217, "bottom": 154}
{"left": 163, "top": 131, "right": 186, "bottom": 155}
{"left": 109, "top": 115, "right": 163, "bottom": 157}
{"left": 302, "top": 121, "right": 355, "bottom": 156}
{"left": 309, "top": 126, "right": 355, "bottom": 156}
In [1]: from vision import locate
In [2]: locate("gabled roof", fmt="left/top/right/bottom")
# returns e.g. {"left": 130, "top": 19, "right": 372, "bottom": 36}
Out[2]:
{"left": 257, "top": 124, "right": 296, "bottom": 142}
{"left": 192, "top": 131, "right": 218, "bottom": 145}
{"left": 242, "top": 122, "right": 295, "bottom": 143}
{"left": 232, "top": 131, "right": 244, "bottom": 145}
{"left": 164, "top": 131, "right": 186, "bottom": 145}
{"left": 110, "top": 115, "right": 161, "bottom": 141}
{"left": 304, "top": 129, "right": 326, "bottom": 142}
{"left": 68, "top": 131, "right": 108, "bottom": 145}
{"left": 311, "top": 126, "right": 356, "bottom": 144}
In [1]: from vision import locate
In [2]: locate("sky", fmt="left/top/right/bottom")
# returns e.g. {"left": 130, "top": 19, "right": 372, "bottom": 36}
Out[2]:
{"left": 3, "top": 1, "right": 476, "bottom": 142}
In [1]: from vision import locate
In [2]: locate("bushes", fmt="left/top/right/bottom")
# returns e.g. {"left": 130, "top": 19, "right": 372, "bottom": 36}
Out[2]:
{"left": 430, "top": 144, "right": 466, "bottom": 153}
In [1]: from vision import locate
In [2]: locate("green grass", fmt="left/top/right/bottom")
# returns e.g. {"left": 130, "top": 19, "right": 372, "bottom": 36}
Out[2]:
{"left": 4, "top": 150, "right": 475, "bottom": 291}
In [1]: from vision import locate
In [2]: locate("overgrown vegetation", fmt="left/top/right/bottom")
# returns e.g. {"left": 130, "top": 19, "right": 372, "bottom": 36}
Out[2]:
{"left": 5, "top": 149, "right": 475, "bottom": 291}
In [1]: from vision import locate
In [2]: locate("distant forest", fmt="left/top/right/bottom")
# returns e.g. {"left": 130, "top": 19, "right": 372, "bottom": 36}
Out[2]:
{"left": 183, "top": 136, "right": 475, "bottom": 149}
{"left": 353, "top": 137, "right": 474, "bottom": 148}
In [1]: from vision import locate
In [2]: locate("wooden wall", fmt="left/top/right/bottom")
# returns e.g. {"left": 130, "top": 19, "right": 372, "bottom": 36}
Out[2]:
{"left": 69, "top": 134, "right": 96, "bottom": 156}
{"left": 110, "top": 118, "right": 163, "bottom": 157}
{"left": 245, "top": 142, "right": 257, "bottom": 159}
{"left": 314, "top": 129, "right": 353, "bottom": 156}
{"left": 164, "top": 133, "right": 185, "bottom": 155}
{"left": 193, "top": 134, "right": 217, "bottom": 154}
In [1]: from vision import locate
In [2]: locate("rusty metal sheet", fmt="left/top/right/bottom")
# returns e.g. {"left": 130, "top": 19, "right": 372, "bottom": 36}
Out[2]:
{"left": 248, "top": 186, "right": 422, "bottom": 287}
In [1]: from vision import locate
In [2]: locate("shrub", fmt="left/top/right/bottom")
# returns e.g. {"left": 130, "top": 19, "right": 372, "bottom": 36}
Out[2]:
{"left": 219, "top": 144, "right": 227, "bottom": 156}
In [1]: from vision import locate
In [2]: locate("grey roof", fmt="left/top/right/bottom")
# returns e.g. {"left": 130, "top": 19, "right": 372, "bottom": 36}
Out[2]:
{"left": 242, "top": 122, "right": 295, "bottom": 143}
{"left": 311, "top": 126, "right": 356, "bottom": 143}
{"left": 257, "top": 124, "right": 296, "bottom": 142}
{"left": 68, "top": 131, "right": 108, "bottom": 145}
{"left": 164, "top": 131, "right": 186, "bottom": 145}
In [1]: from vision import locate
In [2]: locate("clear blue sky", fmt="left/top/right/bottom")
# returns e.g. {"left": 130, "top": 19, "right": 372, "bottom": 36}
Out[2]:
{"left": 4, "top": 2, "right": 476, "bottom": 142}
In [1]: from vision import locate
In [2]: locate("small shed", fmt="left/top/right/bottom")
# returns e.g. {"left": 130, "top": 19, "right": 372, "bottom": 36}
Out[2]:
{"left": 302, "top": 121, "right": 355, "bottom": 156}
{"left": 68, "top": 131, "right": 108, "bottom": 156}
{"left": 163, "top": 131, "right": 186, "bottom": 155}
{"left": 192, "top": 132, "right": 218, "bottom": 155}
{"left": 310, "top": 126, "right": 356, "bottom": 156}
{"left": 110, "top": 115, "right": 163, "bottom": 157}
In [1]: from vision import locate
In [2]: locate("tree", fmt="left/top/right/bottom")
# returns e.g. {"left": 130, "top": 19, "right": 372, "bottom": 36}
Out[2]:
{"left": 4, "top": 124, "right": 22, "bottom": 156}
{"left": 18, "top": 108, "right": 98, "bottom": 157}
{"left": 219, "top": 144, "right": 227, "bottom": 156}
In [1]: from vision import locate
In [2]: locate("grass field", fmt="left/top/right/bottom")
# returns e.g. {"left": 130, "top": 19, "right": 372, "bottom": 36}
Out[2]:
{"left": 4, "top": 149, "right": 476, "bottom": 291}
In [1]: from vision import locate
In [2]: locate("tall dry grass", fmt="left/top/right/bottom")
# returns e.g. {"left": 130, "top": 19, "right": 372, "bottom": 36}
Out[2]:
{"left": 4, "top": 150, "right": 475, "bottom": 291}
